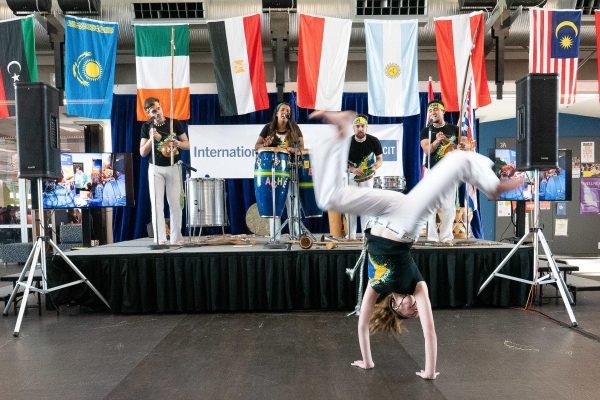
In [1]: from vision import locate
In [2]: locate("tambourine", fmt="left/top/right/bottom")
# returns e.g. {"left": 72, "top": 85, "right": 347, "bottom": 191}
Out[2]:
{"left": 353, "top": 169, "right": 375, "bottom": 183}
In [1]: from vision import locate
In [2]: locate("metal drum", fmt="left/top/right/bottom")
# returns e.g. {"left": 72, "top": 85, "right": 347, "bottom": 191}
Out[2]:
{"left": 381, "top": 176, "right": 406, "bottom": 192}
{"left": 297, "top": 150, "right": 323, "bottom": 218}
{"left": 188, "top": 178, "right": 228, "bottom": 227}
{"left": 254, "top": 148, "right": 290, "bottom": 218}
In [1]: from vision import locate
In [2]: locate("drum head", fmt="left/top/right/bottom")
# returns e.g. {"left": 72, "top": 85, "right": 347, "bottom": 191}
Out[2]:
{"left": 354, "top": 169, "right": 375, "bottom": 183}
{"left": 245, "top": 203, "right": 270, "bottom": 236}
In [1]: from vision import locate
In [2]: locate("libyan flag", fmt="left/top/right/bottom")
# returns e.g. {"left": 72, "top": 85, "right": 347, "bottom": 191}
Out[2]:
{"left": 0, "top": 16, "right": 38, "bottom": 118}
{"left": 135, "top": 24, "right": 190, "bottom": 121}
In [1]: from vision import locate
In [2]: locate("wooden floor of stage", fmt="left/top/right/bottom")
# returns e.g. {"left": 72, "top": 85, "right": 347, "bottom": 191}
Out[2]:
{"left": 61, "top": 235, "right": 516, "bottom": 257}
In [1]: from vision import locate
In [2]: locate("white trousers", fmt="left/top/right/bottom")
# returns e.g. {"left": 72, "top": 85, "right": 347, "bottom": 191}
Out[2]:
{"left": 311, "top": 132, "right": 499, "bottom": 242}
{"left": 148, "top": 164, "right": 183, "bottom": 244}
{"left": 347, "top": 175, "right": 373, "bottom": 239}
{"left": 425, "top": 171, "right": 457, "bottom": 242}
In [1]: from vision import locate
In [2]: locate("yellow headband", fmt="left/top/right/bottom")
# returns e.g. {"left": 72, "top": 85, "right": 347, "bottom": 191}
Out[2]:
{"left": 353, "top": 115, "right": 368, "bottom": 125}
{"left": 428, "top": 102, "right": 445, "bottom": 112}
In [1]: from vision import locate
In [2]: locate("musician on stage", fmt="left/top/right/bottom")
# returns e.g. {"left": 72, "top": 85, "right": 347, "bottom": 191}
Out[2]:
{"left": 254, "top": 102, "right": 304, "bottom": 239}
{"left": 347, "top": 114, "right": 383, "bottom": 240}
{"left": 419, "top": 100, "right": 467, "bottom": 243}
{"left": 140, "top": 97, "right": 190, "bottom": 245}
{"left": 309, "top": 110, "right": 522, "bottom": 379}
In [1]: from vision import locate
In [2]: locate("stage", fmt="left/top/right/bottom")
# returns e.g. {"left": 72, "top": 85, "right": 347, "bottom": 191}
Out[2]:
{"left": 47, "top": 237, "right": 534, "bottom": 314}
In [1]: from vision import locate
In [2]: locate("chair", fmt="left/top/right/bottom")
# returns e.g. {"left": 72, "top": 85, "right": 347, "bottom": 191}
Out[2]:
{"left": 58, "top": 223, "right": 83, "bottom": 252}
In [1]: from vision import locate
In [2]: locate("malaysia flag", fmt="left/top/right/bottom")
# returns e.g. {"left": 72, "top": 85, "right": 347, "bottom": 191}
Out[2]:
{"left": 529, "top": 8, "right": 582, "bottom": 104}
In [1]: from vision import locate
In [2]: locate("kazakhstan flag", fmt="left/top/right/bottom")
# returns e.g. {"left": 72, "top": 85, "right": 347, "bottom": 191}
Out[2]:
{"left": 65, "top": 16, "right": 118, "bottom": 119}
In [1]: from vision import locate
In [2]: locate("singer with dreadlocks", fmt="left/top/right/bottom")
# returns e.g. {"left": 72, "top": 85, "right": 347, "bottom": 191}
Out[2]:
{"left": 254, "top": 102, "right": 304, "bottom": 239}
{"left": 140, "top": 97, "right": 190, "bottom": 245}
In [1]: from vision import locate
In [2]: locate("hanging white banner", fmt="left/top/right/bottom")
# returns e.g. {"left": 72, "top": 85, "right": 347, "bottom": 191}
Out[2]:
{"left": 188, "top": 124, "right": 403, "bottom": 179}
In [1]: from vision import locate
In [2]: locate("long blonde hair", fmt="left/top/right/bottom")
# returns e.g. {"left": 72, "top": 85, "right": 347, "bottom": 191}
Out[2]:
{"left": 369, "top": 294, "right": 407, "bottom": 336}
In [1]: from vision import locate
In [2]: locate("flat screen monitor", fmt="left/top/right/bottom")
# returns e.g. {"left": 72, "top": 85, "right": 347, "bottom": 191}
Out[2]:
{"left": 42, "top": 152, "right": 134, "bottom": 209}
{"left": 491, "top": 148, "right": 572, "bottom": 201}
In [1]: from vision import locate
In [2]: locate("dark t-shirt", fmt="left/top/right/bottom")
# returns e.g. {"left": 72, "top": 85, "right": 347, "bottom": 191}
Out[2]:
{"left": 348, "top": 134, "right": 383, "bottom": 167}
{"left": 366, "top": 231, "right": 424, "bottom": 296}
{"left": 141, "top": 118, "right": 185, "bottom": 166}
{"left": 259, "top": 124, "right": 303, "bottom": 149}
{"left": 420, "top": 124, "right": 459, "bottom": 169}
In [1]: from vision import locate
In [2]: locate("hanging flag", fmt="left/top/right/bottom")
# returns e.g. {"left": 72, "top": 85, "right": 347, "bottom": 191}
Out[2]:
{"left": 529, "top": 8, "right": 581, "bottom": 105}
{"left": 207, "top": 14, "right": 269, "bottom": 116}
{"left": 135, "top": 24, "right": 190, "bottom": 121}
{"left": 434, "top": 11, "right": 490, "bottom": 112}
{"left": 364, "top": 19, "right": 419, "bottom": 117}
{"left": 428, "top": 76, "right": 434, "bottom": 102}
{"left": 595, "top": 10, "right": 600, "bottom": 101}
{"left": 297, "top": 14, "right": 351, "bottom": 111}
{"left": 0, "top": 16, "right": 38, "bottom": 118}
{"left": 64, "top": 16, "right": 118, "bottom": 119}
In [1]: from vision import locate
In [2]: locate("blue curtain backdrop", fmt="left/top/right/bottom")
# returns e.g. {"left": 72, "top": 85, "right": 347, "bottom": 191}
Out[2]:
{"left": 111, "top": 92, "right": 483, "bottom": 242}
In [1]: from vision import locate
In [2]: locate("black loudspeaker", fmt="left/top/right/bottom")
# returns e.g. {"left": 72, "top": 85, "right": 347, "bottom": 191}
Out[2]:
{"left": 515, "top": 73, "right": 559, "bottom": 171}
{"left": 6, "top": 0, "right": 52, "bottom": 14}
{"left": 15, "top": 82, "right": 61, "bottom": 179}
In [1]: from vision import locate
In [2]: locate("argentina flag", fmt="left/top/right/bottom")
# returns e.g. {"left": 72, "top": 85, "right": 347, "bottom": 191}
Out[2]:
{"left": 65, "top": 16, "right": 118, "bottom": 119}
{"left": 365, "top": 19, "right": 419, "bottom": 117}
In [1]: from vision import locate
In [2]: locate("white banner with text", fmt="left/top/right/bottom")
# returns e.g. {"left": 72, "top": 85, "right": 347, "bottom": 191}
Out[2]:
{"left": 188, "top": 124, "right": 403, "bottom": 179}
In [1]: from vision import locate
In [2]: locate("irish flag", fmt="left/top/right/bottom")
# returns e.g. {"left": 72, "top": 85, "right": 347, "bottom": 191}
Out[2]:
{"left": 135, "top": 24, "right": 190, "bottom": 121}
{"left": 0, "top": 16, "right": 38, "bottom": 118}
{"left": 297, "top": 14, "right": 351, "bottom": 111}
{"left": 208, "top": 14, "right": 269, "bottom": 116}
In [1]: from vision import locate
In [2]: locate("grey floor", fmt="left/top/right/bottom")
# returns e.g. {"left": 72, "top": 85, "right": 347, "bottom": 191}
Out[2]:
{"left": 1, "top": 263, "right": 599, "bottom": 400}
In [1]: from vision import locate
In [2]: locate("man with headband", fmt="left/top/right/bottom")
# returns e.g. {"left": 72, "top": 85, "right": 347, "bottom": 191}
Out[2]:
{"left": 347, "top": 114, "right": 383, "bottom": 240}
{"left": 140, "top": 97, "right": 190, "bottom": 245}
{"left": 420, "top": 100, "right": 465, "bottom": 243}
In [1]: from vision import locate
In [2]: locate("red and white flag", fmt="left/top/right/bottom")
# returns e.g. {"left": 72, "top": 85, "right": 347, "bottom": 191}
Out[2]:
{"left": 434, "top": 11, "right": 490, "bottom": 112}
{"left": 529, "top": 8, "right": 581, "bottom": 105}
{"left": 297, "top": 14, "right": 351, "bottom": 111}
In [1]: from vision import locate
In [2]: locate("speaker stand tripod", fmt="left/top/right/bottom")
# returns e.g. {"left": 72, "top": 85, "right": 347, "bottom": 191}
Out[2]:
{"left": 478, "top": 169, "right": 577, "bottom": 327}
{"left": 2, "top": 179, "right": 111, "bottom": 337}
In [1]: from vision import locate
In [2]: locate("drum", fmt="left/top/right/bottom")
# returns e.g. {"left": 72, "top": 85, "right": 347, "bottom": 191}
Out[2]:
{"left": 188, "top": 178, "right": 228, "bottom": 227}
{"left": 382, "top": 176, "right": 406, "bottom": 192}
{"left": 297, "top": 150, "right": 323, "bottom": 218}
{"left": 453, "top": 207, "right": 473, "bottom": 239}
{"left": 254, "top": 148, "right": 290, "bottom": 218}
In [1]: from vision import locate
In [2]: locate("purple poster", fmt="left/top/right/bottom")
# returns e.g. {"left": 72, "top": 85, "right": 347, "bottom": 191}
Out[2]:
{"left": 580, "top": 178, "right": 600, "bottom": 215}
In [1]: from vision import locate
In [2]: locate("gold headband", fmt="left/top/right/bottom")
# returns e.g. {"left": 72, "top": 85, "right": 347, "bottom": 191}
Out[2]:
{"left": 353, "top": 115, "right": 368, "bottom": 125}
{"left": 428, "top": 102, "right": 444, "bottom": 112}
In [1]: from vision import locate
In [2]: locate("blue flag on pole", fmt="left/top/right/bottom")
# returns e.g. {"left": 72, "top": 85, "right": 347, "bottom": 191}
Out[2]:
{"left": 65, "top": 16, "right": 118, "bottom": 119}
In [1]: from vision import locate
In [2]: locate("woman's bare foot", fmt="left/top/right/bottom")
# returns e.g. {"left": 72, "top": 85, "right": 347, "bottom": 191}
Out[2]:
{"left": 351, "top": 360, "right": 375, "bottom": 369}
{"left": 309, "top": 110, "right": 356, "bottom": 138}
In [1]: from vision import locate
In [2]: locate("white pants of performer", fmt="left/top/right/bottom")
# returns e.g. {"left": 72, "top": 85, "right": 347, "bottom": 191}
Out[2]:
{"left": 424, "top": 169, "right": 457, "bottom": 242}
{"left": 347, "top": 174, "right": 373, "bottom": 240}
{"left": 311, "top": 132, "right": 498, "bottom": 242}
{"left": 149, "top": 163, "right": 183, "bottom": 244}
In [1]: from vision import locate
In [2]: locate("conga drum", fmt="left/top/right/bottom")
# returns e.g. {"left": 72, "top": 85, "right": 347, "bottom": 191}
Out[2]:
{"left": 328, "top": 211, "right": 346, "bottom": 239}
{"left": 297, "top": 149, "right": 323, "bottom": 218}
{"left": 254, "top": 148, "right": 290, "bottom": 218}
{"left": 453, "top": 207, "right": 473, "bottom": 239}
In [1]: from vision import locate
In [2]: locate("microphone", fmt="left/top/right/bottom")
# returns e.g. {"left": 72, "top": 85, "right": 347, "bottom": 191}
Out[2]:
{"left": 427, "top": 115, "right": 434, "bottom": 127}
{"left": 284, "top": 112, "right": 291, "bottom": 120}
{"left": 176, "top": 160, "right": 197, "bottom": 172}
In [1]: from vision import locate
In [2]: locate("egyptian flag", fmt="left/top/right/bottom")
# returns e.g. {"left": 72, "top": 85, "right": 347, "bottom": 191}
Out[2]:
{"left": 0, "top": 16, "right": 38, "bottom": 118}
{"left": 208, "top": 14, "right": 269, "bottom": 116}
{"left": 297, "top": 14, "right": 352, "bottom": 111}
